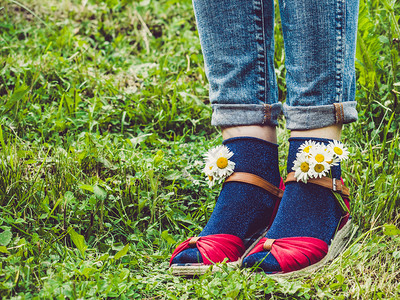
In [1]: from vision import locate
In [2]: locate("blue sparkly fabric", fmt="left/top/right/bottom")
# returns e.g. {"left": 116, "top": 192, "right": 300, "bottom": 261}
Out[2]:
{"left": 171, "top": 137, "right": 281, "bottom": 264}
{"left": 243, "top": 137, "right": 343, "bottom": 272}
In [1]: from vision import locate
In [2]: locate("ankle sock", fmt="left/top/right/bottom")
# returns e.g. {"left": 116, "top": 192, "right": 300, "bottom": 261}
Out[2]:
{"left": 243, "top": 137, "right": 343, "bottom": 272}
{"left": 171, "top": 136, "right": 281, "bottom": 264}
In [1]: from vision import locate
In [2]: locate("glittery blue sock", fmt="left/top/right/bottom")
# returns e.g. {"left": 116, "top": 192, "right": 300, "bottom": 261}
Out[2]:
{"left": 171, "top": 137, "right": 281, "bottom": 265}
{"left": 243, "top": 137, "right": 343, "bottom": 272}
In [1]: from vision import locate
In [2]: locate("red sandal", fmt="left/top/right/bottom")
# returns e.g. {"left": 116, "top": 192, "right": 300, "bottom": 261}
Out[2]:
{"left": 169, "top": 173, "right": 285, "bottom": 276}
{"left": 245, "top": 172, "right": 353, "bottom": 276}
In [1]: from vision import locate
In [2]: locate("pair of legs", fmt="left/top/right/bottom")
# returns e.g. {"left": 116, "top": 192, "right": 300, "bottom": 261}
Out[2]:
{"left": 170, "top": 0, "right": 359, "bottom": 274}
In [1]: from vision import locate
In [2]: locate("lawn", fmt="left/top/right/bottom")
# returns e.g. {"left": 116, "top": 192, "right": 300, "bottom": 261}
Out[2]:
{"left": 0, "top": 0, "right": 399, "bottom": 298}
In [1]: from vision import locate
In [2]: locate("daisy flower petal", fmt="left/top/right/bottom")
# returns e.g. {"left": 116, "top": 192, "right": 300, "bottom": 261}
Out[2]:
{"left": 292, "top": 152, "right": 312, "bottom": 183}
{"left": 327, "top": 140, "right": 349, "bottom": 161}
{"left": 203, "top": 162, "right": 215, "bottom": 176}
{"left": 309, "top": 144, "right": 334, "bottom": 165}
{"left": 298, "top": 140, "right": 318, "bottom": 155}
{"left": 309, "top": 161, "right": 330, "bottom": 178}
{"left": 207, "top": 175, "right": 216, "bottom": 188}
{"left": 203, "top": 145, "right": 235, "bottom": 185}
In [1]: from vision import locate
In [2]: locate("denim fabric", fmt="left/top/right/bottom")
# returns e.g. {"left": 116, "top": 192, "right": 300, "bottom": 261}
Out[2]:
{"left": 193, "top": 0, "right": 282, "bottom": 127}
{"left": 192, "top": 0, "right": 359, "bottom": 130}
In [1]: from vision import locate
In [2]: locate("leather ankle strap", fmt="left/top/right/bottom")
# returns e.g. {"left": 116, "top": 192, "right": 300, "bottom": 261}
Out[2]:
{"left": 285, "top": 172, "right": 350, "bottom": 197}
{"left": 225, "top": 172, "right": 284, "bottom": 199}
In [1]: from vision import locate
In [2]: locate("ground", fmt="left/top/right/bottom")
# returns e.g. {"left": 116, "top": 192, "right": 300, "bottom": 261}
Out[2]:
{"left": 0, "top": 0, "right": 399, "bottom": 298}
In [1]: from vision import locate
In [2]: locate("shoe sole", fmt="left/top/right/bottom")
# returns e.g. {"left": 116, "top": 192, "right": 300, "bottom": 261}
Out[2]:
{"left": 268, "top": 219, "right": 356, "bottom": 278}
{"left": 170, "top": 228, "right": 269, "bottom": 276}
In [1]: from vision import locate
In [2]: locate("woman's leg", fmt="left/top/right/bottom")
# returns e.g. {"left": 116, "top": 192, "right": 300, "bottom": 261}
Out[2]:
{"left": 193, "top": 0, "right": 281, "bottom": 128}
{"left": 282, "top": 0, "right": 359, "bottom": 130}
{"left": 243, "top": 0, "right": 359, "bottom": 273}
{"left": 170, "top": 0, "right": 283, "bottom": 267}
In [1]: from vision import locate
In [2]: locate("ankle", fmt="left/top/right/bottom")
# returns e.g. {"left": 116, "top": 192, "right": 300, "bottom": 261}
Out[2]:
{"left": 222, "top": 125, "right": 277, "bottom": 144}
{"left": 222, "top": 136, "right": 281, "bottom": 185}
{"left": 290, "top": 124, "right": 342, "bottom": 140}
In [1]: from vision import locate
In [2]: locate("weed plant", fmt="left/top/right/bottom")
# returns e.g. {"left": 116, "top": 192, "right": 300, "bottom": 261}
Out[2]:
{"left": 0, "top": 0, "right": 399, "bottom": 298}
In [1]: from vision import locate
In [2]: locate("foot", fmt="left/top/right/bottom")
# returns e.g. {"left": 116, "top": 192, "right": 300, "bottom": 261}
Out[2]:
{"left": 243, "top": 137, "right": 346, "bottom": 273}
{"left": 170, "top": 137, "right": 282, "bottom": 265}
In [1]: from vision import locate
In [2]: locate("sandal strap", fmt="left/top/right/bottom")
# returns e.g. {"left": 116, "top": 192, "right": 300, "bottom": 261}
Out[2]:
{"left": 170, "top": 234, "right": 245, "bottom": 265}
{"left": 285, "top": 172, "right": 350, "bottom": 197}
{"left": 247, "top": 236, "right": 329, "bottom": 273}
{"left": 225, "top": 172, "right": 284, "bottom": 199}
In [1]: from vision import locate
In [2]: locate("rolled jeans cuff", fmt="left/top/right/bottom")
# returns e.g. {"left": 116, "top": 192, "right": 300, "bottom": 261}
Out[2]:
{"left": 211, "top": 103, "right": 282, "bottom": 127}
{"left": 283, "top": 101, "right": 358, "bottom": 130}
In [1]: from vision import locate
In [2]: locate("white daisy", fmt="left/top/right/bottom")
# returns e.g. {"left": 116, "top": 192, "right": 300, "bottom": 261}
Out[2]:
{"left": 292, "top": 153, "right": 312, "bottom": 183}
{"left": 298, "top": 140, "right": 318, "bottom": 155}
{"left": 327, "top": 140, "right": 349, "bottom": 161}
{"left": 203, "top": 145, "right": 235, "bottom": 184}
{"left": 293, "top": 140, "right": 351, "bottom": 184}
{"left": 202, "top": 161, "right": 215, "bottom": 176}
{"left": 203, "top": 146, "right": 219, "bottom": 175}
{"left": 206, "top": 174, "right": 216, "bottom": 188}
{"left": 214, "top": 148, "right": 235, "bottom": 178}
{"left": 309, "top": 161, "right": 330, "bottom": 178}
{"left": 325, "top": 153, "right": 340, "bottom": 166}
{"left": 204, "top": 146, "right": 220, "bottom": 162}
{"left": 309, "top": 144, "right": 334, "bottom": 166}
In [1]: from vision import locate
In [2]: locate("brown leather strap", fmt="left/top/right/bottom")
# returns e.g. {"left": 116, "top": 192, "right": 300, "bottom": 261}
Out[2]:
{"left": 263, "top": 239, "right": 275, "bottom": 251}
{"left": 225, "top": 172, "right": 284, "bottom": 199}
{"left": 285, "top": 172, "right": 350, "bottom": 197}
{"left": 189, "top": 237, "right": 200, "bottom": 247}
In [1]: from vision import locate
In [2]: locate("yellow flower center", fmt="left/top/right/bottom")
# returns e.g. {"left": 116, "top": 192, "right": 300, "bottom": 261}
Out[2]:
{"left": 314, "top": 164, "right": 325, "bottom": 173}
{"left": 334, "top": 147, "right": 343, "bottom": 155}
{"left": 315, "top": 154, "right": 325, "bottom": 163}
{"left": 300, "top": 162, "right": 309, "bottom": 172}
{"left": 208, "top": 175, "right": 213, "bottom": 181}
{"left": 217, "top": 157, "right": 228, "bottom": 169}
{"left": 303, "top": 146, "right": 311, "bottom": 153}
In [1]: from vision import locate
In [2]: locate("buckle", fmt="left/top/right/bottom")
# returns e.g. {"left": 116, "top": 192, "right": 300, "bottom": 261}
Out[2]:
{"left": 189, "top": 237, "right": 200, "bottom": 247}
{"left": 332, "top": 178, "right": 342, "bottom": 193}
{"left": 263, "top": 239, "right": 276, "bottom": 251}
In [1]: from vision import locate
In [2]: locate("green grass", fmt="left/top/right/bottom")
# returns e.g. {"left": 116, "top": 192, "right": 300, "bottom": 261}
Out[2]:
{"left": 0, "top": 0, "right": 399, "bottom": 298}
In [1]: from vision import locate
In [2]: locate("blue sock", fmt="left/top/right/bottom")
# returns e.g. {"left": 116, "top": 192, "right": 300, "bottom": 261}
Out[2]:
{"left": 243, "top": 137, "right": 343, "bottom": 272}
{"left": 171, "top": 137, "right": 281, "bottom": 264}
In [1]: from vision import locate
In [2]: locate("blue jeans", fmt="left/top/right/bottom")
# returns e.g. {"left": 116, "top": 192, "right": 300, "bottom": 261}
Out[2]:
{"left": 193, "top": 0, "right": 359, "bottom": 130}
